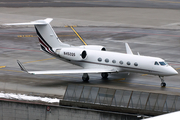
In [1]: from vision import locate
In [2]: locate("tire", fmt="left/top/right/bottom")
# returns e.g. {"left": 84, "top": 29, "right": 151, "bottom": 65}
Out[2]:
{"left": 82, "top": 75, "right": 89, "bottom": 82}
{"left": 161, "top": 82, "right": 166, "bottom": 87}
{"left": 101, "top": 73, "right": 108, "bottom": 79}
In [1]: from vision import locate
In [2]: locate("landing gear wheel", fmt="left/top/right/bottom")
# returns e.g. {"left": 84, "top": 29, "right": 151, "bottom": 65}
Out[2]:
{"left": 82, "top": 73, "right": 89, "bottom": 82}
{"left": 101, "top": 73, "right": 108, "bottom": 79}
{"left": 161, "top": 82, "right": 166, "bottom": 87}
{"left": 159, "top": 76, "right": 166, "bottom": 87}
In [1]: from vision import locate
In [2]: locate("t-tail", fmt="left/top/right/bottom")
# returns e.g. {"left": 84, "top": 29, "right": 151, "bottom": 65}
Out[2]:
{"left": 4, "top": 18, "right": 70, "bottom": 56}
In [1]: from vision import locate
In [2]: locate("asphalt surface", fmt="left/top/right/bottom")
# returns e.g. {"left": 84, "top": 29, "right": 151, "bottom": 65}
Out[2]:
{"left": 1, "top": 7, "right": 180, "bottom": 29}
{"left": 0, "top": 0, "right": 180, "bottom": 9}
{"left": 0, "top": 0, "right": 180, "bottom": 100}
{"left": 0, "top": 27, "right": 180, "bottom": 99}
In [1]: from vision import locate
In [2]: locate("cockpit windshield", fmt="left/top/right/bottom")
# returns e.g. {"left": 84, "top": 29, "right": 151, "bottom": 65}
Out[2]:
{"left": 154, "top": 61, "right": 159, "bottom": 65}
{"left": 159, "top": 62, "right": 167, "bottom": 66}
{"left": 154, "top": 61, "right": 168, "bottom": 66}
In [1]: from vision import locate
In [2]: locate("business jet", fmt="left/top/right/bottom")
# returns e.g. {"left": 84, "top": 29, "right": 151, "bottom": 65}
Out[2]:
{"left": 4, "top": 18, "right": 178, "bottom": 87}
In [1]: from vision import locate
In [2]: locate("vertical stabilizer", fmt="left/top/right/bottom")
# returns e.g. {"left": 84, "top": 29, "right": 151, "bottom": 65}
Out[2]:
{"left": 35, "top": 24, "right": 62, "bottom": 53}
{"left": 33, "top": 19, "right": 70, "bottom": 52}
{"left": 4, "top": 18, "right": 70, "bottom": 55}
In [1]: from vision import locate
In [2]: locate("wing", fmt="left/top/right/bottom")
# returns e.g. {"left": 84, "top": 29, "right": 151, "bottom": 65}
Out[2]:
{"left": 17, "top": 60, "right": 117, "bottom": 75}
{"left": 142, "top": 111, "right": 180, "bottom": 120}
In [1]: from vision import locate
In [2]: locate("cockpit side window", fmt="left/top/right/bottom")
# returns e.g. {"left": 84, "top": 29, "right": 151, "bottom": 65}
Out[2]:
{"left": 159, "top": 62, "right": 166, "bottom": 66}
{"left": 154, "top": 61, "right": 159, "bottom": 65}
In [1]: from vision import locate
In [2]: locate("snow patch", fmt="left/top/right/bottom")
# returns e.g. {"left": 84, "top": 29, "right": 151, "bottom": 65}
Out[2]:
{"left": 0, "top": 92, "right": 60, "bottom": 103}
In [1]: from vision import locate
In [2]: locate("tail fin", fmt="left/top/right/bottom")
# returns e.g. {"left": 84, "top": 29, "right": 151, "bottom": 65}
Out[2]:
{"left": 4, "top": 18, "right": 70, "bottom": 55}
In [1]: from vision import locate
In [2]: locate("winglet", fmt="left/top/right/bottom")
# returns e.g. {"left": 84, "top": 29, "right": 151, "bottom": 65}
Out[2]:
{"left": 17, "top": 60, "right": 28, "bottom": 73}
{"left": 137, "top": 52, "right": 140, "bottom": 55}
{"left": 125, "top": 43, "right": 133, "bottom": 55}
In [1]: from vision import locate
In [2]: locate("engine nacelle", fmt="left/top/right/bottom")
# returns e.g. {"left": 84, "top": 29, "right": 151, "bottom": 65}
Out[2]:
{"left": 79, "top": 45, "right": 106, "bottom": 51}
{"left": 55, "top": 48, "right": 87, "bottom": 61}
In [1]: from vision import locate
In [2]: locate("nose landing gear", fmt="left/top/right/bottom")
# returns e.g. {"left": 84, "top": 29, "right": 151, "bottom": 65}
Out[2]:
{"left": 159, "top": 76, "right": 166, "bottom": 87}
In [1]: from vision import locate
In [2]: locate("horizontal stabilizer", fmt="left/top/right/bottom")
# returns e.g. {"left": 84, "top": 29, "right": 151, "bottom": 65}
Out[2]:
{"left": 4, "top": 18, "right": 53, "bottom": 26}
{"left": 125, "top": 43, "right": 133, "bottom": 55}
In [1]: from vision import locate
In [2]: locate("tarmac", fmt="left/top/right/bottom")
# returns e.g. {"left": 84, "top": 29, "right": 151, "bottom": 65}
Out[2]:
{"left": 1, "top": 26, "right": 180, "bottom": 99}
{"left": 0, "top": 7, "right": 180, "bottom": 29}
{"left": 0, "top": 0, "right": 180, "bottom": 100}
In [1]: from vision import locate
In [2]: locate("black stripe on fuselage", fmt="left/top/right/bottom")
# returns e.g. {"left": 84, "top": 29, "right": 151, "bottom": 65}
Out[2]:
{"left": 39, "top": 38, "right": 54, "bottom": 54}
{"left": 35, "top": 26, "right": 54, "bottom": 53}
{"left": 40, "top": 45, "right": 59, "bottom": 58}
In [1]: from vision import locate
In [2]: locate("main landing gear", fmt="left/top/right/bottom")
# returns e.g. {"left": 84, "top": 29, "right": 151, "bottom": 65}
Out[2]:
{"left": 82, "top": 73, "right": 89, "bottom": 82}
{"left": 101, "top": 73, "right": 108, "bottom": 79}
{"left": 159, "top": 76, "right": 166, "bottom": 87}
{"left": 82, "top": 73, "right": 109, "bottom": 82}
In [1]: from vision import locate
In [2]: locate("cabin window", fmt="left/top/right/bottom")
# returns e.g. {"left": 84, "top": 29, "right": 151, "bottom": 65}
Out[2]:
{"left": 134, "top": 62, "right": 138, "bottom": 66}
{"left": 154, "top": 61, "right": 159, "bottom": 65}
{"left": 127, "top": 61, "right": 131, "bottom": 65}
{"left": 98, "top": 58, "right": 102, "bottom": 62}
{"left": 119, "top": 61, "right": 123, "bottom": 64}
{"left": 105, "top": 58, "right": 109, "bottom": 63}
{"left": 159, "top": 62, "right": 166, "bottom": 66}
{"left": 112, "top": 60, "right": 116, "bottom": 63}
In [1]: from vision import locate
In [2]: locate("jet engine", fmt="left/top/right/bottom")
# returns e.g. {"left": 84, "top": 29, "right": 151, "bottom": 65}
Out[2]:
{"left": 79, "top": 45, "right": 106, "bottom": 51}
{"left": 55, "top": 48, "right": 87, "bottom": 61}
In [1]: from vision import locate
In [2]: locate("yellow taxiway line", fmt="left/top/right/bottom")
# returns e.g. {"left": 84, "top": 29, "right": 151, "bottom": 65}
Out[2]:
{"left": 141, "top": 74, "right": 148, "bottom": 76}
{"left": 112, "top": 78, "right": 126, "bottom": 81}
{"left": 0, "top": 69, "right": 23, "bottom": 73}
{"left": 23, "top": 58, "right": 55, "bottom": 64}
{"left": 0, "top": 66, "right": 6, "bottom": 68}
{"left": 70, "top": 26, "right": 87, "bottom": 45}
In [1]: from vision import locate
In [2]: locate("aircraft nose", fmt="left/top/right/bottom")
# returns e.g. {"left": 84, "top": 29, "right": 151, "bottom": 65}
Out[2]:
{"left": 170, "top": 67, "right": 178, "bottom": 75}
{"left": 174, "top": 69, "right": 178, "bottom": 75}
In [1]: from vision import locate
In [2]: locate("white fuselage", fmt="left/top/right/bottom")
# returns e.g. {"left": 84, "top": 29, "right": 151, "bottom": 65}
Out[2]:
{"left": 58, "top": 47, "right": 178, "bottom": 76}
